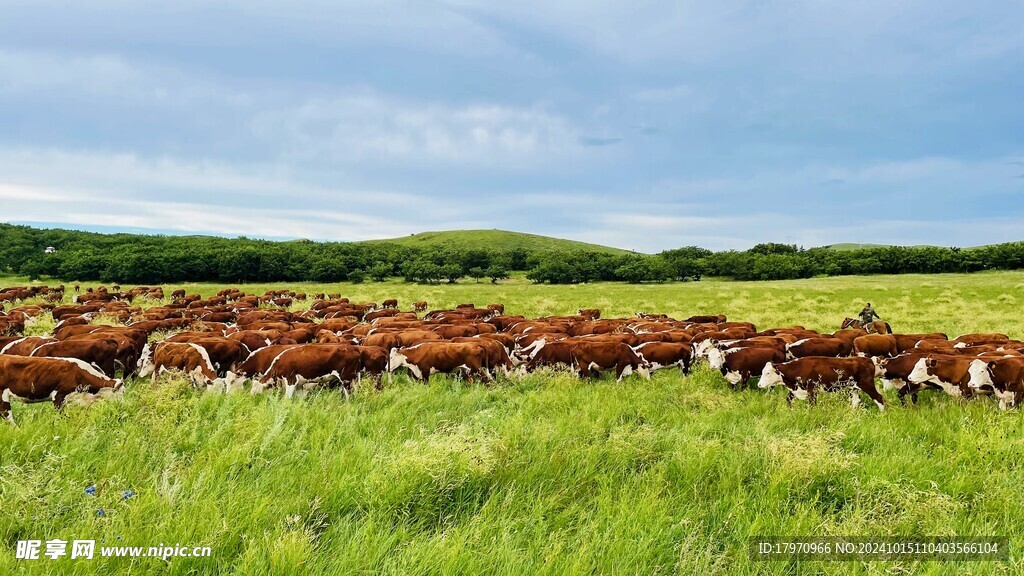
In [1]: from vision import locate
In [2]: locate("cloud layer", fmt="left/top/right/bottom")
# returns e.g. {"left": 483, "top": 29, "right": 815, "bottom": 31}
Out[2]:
{"left": 0, "top": 2, "right": 1021, "bottom": 251}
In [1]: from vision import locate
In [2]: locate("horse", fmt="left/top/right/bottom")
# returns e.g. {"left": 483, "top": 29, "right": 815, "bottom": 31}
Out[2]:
{"left": 841, "top": 318, "right": 892, "bottom": 334}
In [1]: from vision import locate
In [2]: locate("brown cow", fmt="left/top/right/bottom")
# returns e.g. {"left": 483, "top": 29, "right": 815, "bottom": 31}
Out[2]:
{"left": 786, "top": 337, "right": 852, "bottom": 359}
{"left": 183, "top": 338, "right": 250, "bottom": 377}
{"left": 227, "top": 345, "right": 304, "bottom": 387}
{"left": 908, "top": 355, "right": 982, "bottom": 399}
{"left": 29, "top": 338, "right": 121, "bottom": 377}
{"left": 892, "top": 333, "right": 949, "bottom": 353}
{"left": 954, "top": 333, "right": 1009, "bottom": 345}
{"left": 139, "top": 342, "right": 222, "bottom": 388}
{"left": 713, "top": 346, "right": 786, "bottom": 389}
{"left": 389, "top": 342, "right": 490, "bottom": 382}
{"left": 968, "top": 357, "right": 1024, "bottom": 409}
{"left": 685, "top": 314, "right": 726, "bottom": 324}
{"left": 394, "top": 330, "right": 444, "bottom": 347}
{"left": 260, "top": 345, "right": 362, "bottom": 396}
{"left": 452, "top": 337, "right": 514, "bottom": 375}
{"left": 382, "top": 299, "right": 398, "bottom": 309}
{"left": 413, "top": 301, "right": 428, "bottom": 312}
{"left": 877, "top": 351, "right": 932, "bottom": 403}
{"left": 633, "top": 342, "right": 692, "bottom": 375}
{"left": 569, "top": 342, "right": 649, "bottom": 381}
{"left": 854, "top": 334, "right": 898, "bottom": 358}
{"left": 360, "top": 332, "right": 403, "bottom": 351}
{"left": 1, "top": 356, "right": 123, "bottom": 423}
{"left": 759, "top": 356, "right": 885, "bottom": 410}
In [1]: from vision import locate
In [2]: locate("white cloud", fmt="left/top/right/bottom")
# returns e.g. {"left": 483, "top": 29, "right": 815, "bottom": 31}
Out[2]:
{"left": 250, "top": 94, "right": 592, "bottom": 169}
{"left": 2, "top": 181, "right": 414, "bottom": 241}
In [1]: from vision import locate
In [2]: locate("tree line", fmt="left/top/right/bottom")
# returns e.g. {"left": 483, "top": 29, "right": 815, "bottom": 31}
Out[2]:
{"left": 1, "top": 224, "right": 1022, "bottom": 285}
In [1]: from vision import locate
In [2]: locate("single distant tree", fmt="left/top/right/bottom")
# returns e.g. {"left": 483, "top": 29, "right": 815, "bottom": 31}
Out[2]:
{"left": 368, "top": 263, "right": 391, "bottom": 282}
{"left": 486, "top": 264, "right": 509, "bottom": 284}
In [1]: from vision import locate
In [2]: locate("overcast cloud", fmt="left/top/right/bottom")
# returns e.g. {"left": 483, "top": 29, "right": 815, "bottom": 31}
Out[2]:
{"left": 1, "top": 1, "right": 1021, "bottom": 251}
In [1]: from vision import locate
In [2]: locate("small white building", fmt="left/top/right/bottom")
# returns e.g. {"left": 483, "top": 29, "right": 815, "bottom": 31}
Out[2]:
{"left": 44, "top": 246, "right": 56, "bottom": 254}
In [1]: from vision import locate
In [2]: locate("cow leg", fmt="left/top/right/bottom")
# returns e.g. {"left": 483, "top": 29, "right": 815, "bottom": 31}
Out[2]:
{"left": 615, "top": 363, "right": 628, "bottom": 382}
{"left": 897, "top": 386, "right": 911, "bottom": 406}
{"left": 476, "top": 363, "right": 491, "bottom": 384}
{"left": 850, "top": 388, "right": 862, "bottom": 409}
{"left": 284, "top": 381, "right": 298, "bottom": 399}
{"left": 576, "top": 361, "right": 591, "bottom": 379}
{"left": 806, "top": 385, "right": 817, "bottom": 407}
{"left": 786, "top": 391, "right": 794, "bottom": 407}
{"left": 54, "top": 390, "right": 75, "bottom": 410}
{"left": 859, "top": 381, "right": 886, "bottom": 412}
{"left": 1, "top": 398, "right": 13, "bottom": 425}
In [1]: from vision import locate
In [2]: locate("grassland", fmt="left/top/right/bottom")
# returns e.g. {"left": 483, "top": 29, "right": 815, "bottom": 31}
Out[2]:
{"left": 2, "top": 271, "right": 1024, "bottom": 575}
{"left": 359, "top": 229, "right": 636, "bottom": 255}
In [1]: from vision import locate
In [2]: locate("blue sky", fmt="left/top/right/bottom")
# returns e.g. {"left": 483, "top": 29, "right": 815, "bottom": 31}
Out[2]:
{"left": 1, "top": 1, "right": 1021, "bottom": 252}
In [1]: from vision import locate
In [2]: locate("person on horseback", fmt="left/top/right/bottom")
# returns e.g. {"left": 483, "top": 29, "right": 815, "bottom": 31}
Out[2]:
{"left": 859, "top": 302, "right": 882, "bottom": 326}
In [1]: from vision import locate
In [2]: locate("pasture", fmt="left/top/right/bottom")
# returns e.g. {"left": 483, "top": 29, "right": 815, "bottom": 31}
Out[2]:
{"left": 2, "top": 271, "right": 1024, "bottom": 575}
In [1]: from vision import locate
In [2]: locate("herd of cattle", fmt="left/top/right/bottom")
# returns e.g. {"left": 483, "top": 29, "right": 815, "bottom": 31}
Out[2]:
{"left": 1, "top": 283, "right": 1024, "bottom": 424}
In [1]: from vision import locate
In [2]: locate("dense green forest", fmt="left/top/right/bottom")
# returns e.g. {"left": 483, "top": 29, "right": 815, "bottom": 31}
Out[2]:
{"left": 1, "top": 224, "right": 1022, "bottom": 284}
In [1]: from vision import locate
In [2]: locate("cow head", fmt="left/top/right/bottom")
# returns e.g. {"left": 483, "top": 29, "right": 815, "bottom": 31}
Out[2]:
{"left": 707, "top": 347, "right": 726, "bottom": 371}
{"left": 388, "top": 348, "right": 422, "bottom": 379}
{"left": 758, "top": 362, "right": 784, "bottom": 389}
{"left": 907, "top": 357, "right": 932, "bottom": 384}
{"left": 967, "top": 359, "right": 995, "bottom": 390}
{"left": 871, "top": 357, "right": 885, "bottom": 378}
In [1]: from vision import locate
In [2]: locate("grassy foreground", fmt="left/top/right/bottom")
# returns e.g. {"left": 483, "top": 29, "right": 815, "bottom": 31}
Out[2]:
{"left": 2, "top": 271, "right": 1024, "bottom": 574}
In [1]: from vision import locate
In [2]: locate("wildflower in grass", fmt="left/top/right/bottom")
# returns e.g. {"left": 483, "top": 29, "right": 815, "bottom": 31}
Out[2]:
{"left": 96, "top": 509, "right": 105, "bottom": 517}
{"left": 85, "top": 485, "right": 96, "bottom": 496}
{"left": 122, "top": 490, "right": 135, "bottom": 500}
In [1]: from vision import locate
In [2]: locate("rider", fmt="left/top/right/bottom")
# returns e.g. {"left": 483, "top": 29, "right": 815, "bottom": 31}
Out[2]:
{"left": 858, "top": 302, "right": 882, "bottom": 326}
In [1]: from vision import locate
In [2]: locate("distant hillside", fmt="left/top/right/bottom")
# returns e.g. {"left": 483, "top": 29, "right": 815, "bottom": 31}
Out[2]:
{"left": 361, "top": 230, "right": 636, "bottom": 255}
{"left": 826, "top": 243, "right": 938, "bottom": 251}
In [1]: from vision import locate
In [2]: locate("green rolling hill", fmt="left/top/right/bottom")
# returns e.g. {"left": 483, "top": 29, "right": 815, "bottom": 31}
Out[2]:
{"left": 360, "top": 229, "right": 637, "bottom": 255}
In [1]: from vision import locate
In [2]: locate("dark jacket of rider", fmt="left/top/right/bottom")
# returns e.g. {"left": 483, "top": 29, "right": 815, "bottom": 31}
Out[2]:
{"left": 859, "top": 306, "right": 881, "bottom": 324}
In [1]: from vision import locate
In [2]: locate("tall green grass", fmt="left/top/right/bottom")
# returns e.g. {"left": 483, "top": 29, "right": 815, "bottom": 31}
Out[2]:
{"left": 2, "top": 271, "right": 1023, "bottom": 574}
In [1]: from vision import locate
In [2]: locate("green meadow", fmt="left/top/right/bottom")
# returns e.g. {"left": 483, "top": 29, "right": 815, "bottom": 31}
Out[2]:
{"left": 2, "top": 271, "right": 1024, "bottom": 575}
